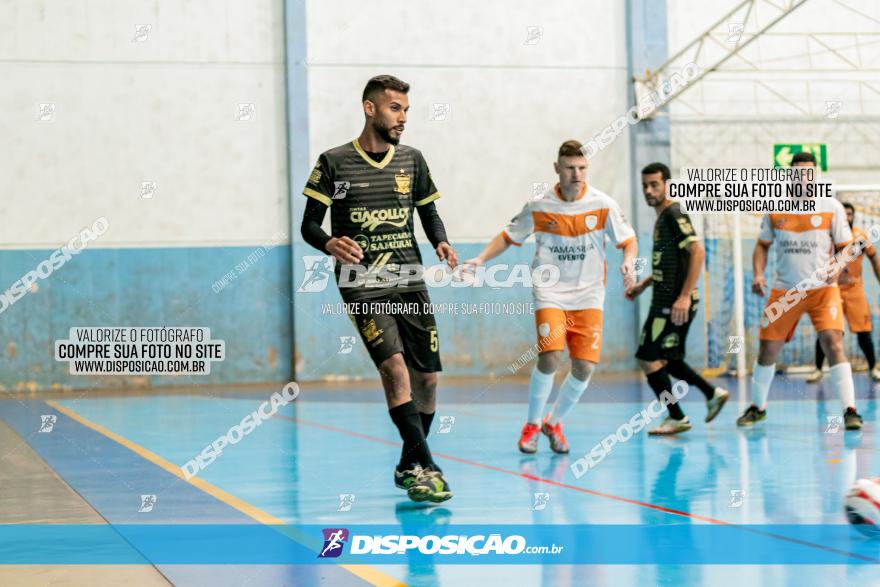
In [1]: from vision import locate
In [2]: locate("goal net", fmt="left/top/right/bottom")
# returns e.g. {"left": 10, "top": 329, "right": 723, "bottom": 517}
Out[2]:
{"left": 700, "top": 186, "right": 880, "bottom": 376}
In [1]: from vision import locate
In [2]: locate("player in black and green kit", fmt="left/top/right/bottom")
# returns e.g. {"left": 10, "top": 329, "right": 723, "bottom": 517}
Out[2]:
{"left": 626, "top": 163, "right": 729, "bottom": 435}
{"left": 300, "top": 75, "right": 457, "bottom": 502}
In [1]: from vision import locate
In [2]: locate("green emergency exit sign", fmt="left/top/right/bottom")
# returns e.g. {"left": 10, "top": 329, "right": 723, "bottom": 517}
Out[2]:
{"left": 773, "top": 143, "right": 827, "bottom": 171}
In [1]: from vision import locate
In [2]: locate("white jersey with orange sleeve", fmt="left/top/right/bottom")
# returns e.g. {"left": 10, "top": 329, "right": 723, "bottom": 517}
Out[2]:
{"left": 502, "top": 183, "right": 636, "bottom": 311}
{"left": 758, "top": 197, "right": 853, "bottom": 292}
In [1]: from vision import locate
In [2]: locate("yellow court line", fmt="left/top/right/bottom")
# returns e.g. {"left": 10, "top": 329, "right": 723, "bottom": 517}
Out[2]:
{"left": 44, "top": 400, "right": 406, "bottom": 587}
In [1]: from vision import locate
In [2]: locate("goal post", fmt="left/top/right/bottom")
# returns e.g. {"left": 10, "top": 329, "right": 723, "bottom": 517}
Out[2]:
{"left": 699, "top": 185, "right": 880, "bottom": 377}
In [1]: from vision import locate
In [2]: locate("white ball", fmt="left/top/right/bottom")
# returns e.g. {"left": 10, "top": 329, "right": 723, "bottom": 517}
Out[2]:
{"left": 844, "top": 478, "right": 880, "bottom": 537}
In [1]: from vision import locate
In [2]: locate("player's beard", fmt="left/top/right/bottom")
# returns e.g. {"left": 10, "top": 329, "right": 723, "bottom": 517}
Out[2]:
{"left": 373, "top": 120, "right": 400, "bottom": 145}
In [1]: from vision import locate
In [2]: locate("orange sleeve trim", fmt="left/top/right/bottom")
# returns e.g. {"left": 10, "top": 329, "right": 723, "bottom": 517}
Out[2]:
{"left": 615, "top": 235, "right": 636, "bottom": 250}
{"left": 502, "top": 231, "right": 522, "bottom": 247}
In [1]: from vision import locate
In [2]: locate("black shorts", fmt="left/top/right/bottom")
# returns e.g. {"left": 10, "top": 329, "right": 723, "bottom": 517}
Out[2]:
{"left": 346, "top": 289, "right": 441, "bottom": 372}
{"left": 635, "top": 306, "right": 698, "bottom": 362}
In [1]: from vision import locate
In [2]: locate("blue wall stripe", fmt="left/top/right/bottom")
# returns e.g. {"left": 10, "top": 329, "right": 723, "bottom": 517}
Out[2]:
{"left": 292, "top": 240, "right": 680, "bottom": 381}
{"left": 284, "top": 0, "right": 311, "bottom": 381}
{"left": 0, "top": 246, "right": 292, "bottom": 390}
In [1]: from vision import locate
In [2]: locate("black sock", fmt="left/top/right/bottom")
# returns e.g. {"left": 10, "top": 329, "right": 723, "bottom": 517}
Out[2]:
{"left": 389, "top": 401, "right": 434, "bottom": 470}
{"left": 665, "top": 360, "right": 715, "bottom": 400}
{"left": 646, "top": 368, "right": 686, "bottom": 420}
{"left": 815, "top": 339, "right": 825, "bottom": 370}
{"left": 420, "top": 411, "right": 435, "bottom": 437}
{"left": 857, "top": 332, "right": 876, "bottom": 370}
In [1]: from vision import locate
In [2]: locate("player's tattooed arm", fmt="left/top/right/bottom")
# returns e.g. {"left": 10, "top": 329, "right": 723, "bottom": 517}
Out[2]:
{"left": 619, "top": 237, "right": 638, "bottom": 291}
{"left": 671, "top": 240, "right": 705, "bottom": 325}
{"left": 752, "top": 212, "right": 776, "bottom": 296}
{"left": 625, "top": 275, "right": 652, "bottom": 300}
{"left": 752, "top": 240, "right": 771, "bottom": 296}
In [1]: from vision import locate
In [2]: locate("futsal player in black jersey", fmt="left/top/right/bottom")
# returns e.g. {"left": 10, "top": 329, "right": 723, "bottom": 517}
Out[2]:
{"left": 300, "top": 75, "right": 458, "bottom": 502}
{"left": 626, "top": 163, "right": 729, "bottom": 435}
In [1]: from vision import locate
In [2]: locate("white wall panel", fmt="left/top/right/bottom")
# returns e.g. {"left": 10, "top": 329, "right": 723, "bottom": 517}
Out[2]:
{"left": 305, "top": 0, "right": 632, "bottom": 241}
{"left": 0, "top": 0, "right": 287, "bottom": 248}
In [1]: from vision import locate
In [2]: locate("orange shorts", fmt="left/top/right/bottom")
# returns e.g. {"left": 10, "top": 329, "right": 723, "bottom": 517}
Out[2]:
{"left": 759, "top": 285, "right": 844, "bottom": 342}
{"left": 535, "top": 307, "right": 603, "bottom": 363}
{"left": 840, "top": 285, "right": 872, "bottom": 333}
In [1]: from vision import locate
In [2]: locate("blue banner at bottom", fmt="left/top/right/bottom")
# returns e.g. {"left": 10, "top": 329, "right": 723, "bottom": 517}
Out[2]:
{"left": 0, "top": 524, "right": 877, "bottom": 565}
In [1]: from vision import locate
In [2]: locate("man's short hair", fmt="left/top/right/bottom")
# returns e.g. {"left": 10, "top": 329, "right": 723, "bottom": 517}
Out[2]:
{"left": 641, "top": 162, "right": 671, "bottom": 181}
{"left": 558, "top": 140, "right": 586, "bottom": 159}
{"left": 791, "top": 151, "right": 817, "bottom": 165}
{"left": 843, "top": 202, "right": 855, "bottom": 214}
{"left": 362, "top": 75, "right": 410, "bottom": 103}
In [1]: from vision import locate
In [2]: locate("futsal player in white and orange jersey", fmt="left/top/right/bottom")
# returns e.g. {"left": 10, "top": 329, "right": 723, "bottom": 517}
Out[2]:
{"left": 464, "top": 140, "right": 638, "bottom": 453}
{"left": 807, "top": 202, "right": 880, "bottom": 383}
{"left": 737, "top": 151, "right": 864, "bottom": 430}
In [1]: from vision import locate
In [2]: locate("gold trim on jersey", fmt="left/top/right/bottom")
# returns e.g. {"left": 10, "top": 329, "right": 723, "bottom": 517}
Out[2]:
{"left": 303, "top": 187, "right": 332, "bottom": 206}
{"left": 352, "top": 139, "right": 395, "bottom": 169}
{"left": 367, "top": 251, "right": 393, "bottom": 270}
{"left": 678, "top": 235, "right": 699, "bottom": 249}
{"left": 394, "top": 170, "right": 411, "bottom": 195}
{"left": 651, "top": 317, "right": 666, "bottom": 341}
{"left": 415, "top": 192, "right": 440, "bottom": 206}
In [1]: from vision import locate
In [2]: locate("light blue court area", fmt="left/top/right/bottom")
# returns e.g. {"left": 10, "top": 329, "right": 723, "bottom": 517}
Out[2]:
{"left": 2, "top": 374, "right": 880, "bottom": 586}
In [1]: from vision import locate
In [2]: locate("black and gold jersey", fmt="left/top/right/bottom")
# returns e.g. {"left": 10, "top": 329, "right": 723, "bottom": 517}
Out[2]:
{"left": 650, "top": 202, "right": 700, "bottom": 312}
{"left": 303, "top": 139, "right": 440, "bottom": 300}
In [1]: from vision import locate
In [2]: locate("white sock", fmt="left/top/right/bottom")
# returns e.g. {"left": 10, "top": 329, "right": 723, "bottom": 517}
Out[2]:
{"left": 829, "top": 362, "right": 856, "bottom": 410}
{"left": 751, "top": 362, "right": 775, "bottom": 410}
{"left": 548, "top": 372, "right": 593, "bottom": 425}
{"left": 527, "top": 367, "right": 555, "bottom": 424}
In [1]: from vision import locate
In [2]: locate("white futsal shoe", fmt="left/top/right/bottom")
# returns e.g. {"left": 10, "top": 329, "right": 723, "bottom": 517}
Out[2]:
{"left": 705, "top": 388, "right": 730, "bottom": 423}
{"left": 648, "top": 416, "right": 692, "bottom": 436}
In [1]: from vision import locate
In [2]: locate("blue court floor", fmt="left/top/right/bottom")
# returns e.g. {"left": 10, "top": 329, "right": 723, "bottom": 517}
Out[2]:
{"left": 1, "top": 372, "right": 880, "bottom": 586}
